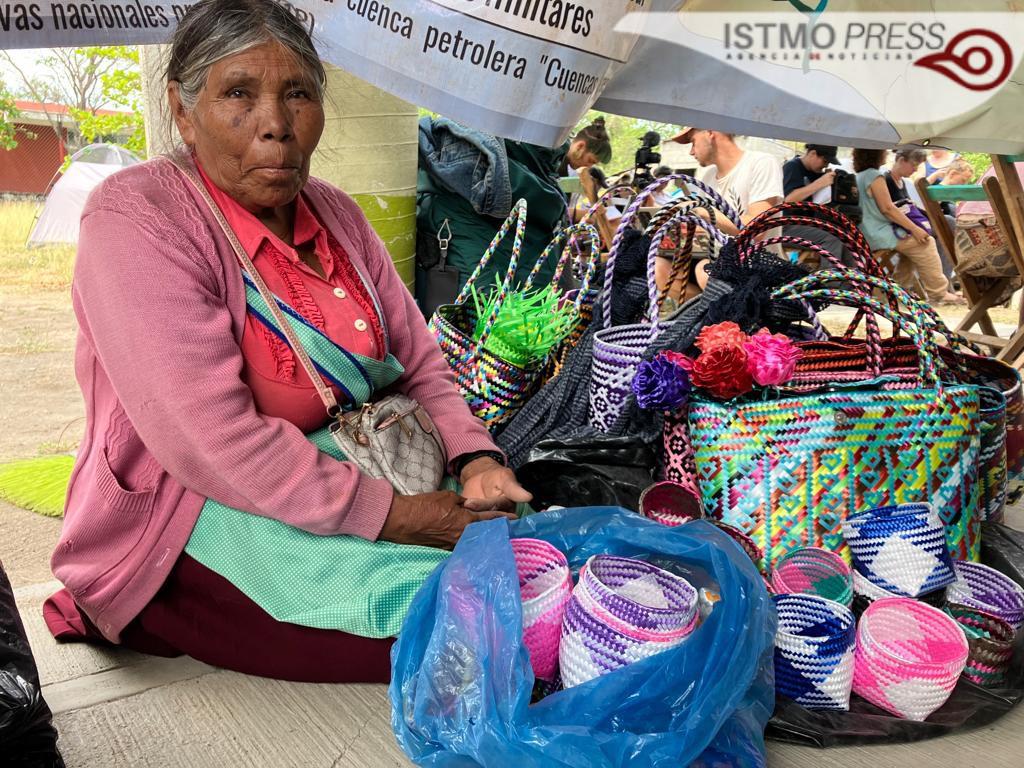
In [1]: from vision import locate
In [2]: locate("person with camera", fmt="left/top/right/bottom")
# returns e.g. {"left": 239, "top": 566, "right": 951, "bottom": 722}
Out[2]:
{"left": 782, "top": 144, "right": 838, "bottom": 204}
{"left": 780, "top": 144, "right": 853, "bottom": 268}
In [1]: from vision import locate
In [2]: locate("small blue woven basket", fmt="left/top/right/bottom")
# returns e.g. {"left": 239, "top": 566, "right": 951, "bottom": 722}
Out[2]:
{"left": 773, "top": 593, "right": 857, "bottom": 710}
{"left": 841, "top": 503, "right": 956, "bottom": 599}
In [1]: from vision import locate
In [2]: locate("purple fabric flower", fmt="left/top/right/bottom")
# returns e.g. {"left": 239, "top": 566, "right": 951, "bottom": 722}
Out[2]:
{"left": 632, "top": 357, "right": 691, "bottom": 411}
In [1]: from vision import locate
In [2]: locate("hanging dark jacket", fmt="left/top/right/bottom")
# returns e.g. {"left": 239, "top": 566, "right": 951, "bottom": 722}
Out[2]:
{"left": 417, "top": 117, "right": 569, "bottom": 298}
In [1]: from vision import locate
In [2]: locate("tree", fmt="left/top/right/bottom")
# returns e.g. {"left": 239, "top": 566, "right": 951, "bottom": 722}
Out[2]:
{"left": 0, "top": 78, "right": 18, "bottom": 150}
{"left": 68, "top": 48, "right": 145, "bottom": 154}
{"left": 1, "top": 46, "right": 143, "bottom": 155}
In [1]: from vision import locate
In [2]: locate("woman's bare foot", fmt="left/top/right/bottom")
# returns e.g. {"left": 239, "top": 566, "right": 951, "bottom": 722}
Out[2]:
{"left": 936, "top": 292, "right": 968, "bottom": 306}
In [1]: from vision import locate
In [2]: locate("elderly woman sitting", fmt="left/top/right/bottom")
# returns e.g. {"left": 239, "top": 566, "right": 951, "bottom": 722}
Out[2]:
{"left": 43, "top": 0, "right": 531, "bottom": 683}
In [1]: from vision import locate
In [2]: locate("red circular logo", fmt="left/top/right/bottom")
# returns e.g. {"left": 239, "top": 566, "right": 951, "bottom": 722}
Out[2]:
{"left": 915, "top": 29, "right": 1013, "bottom": 92}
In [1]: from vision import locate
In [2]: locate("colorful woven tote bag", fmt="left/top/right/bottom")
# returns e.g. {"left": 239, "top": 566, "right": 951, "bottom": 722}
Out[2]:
{"left": 588, "top": 174, "right": 737, "bottom": 432}
{"left": 430, "top": 202, "right": 602, "bottom": 430}
{"left": 689, "top": 271, "right": 984, "bottom": 570}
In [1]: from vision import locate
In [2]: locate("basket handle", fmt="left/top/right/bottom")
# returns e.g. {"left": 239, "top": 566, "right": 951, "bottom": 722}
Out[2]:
{"left": 453, "top": 199, "right": 528, "bottom": 307}
{"left": 522, "top": 222, "right": 601, "bottom": 293}
{"left": 580, "top": 184, "right": 636, "bottom": 226}
{"left": 602, "top": 174, "right": 740, "bottom": 330}
{"left": 644, "top": 200, "right": 711, "bottom": 310}
{"left": 636, "top": 212, "right": 720, "bottom": 343}
{"left": 739, "top": 203, "right": 881, "bottom": 277}
{"left": 774, "top": 271, "right": 946, "bottom": 394}
{"left": 810, "top": 266, "right": 977, "bottom": 383}
{"left": 737, "top": 207, "right": 891, "bottom": 374}
{"left": 737, "top": 203, "right": 899, "bottom": 348}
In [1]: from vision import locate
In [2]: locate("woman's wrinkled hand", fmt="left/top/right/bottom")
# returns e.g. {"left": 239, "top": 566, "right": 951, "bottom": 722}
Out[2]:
{"left": 910, "top": 225, "right": 931, "bottom": 245}
{"left": 459, "top": 457, "right": 533, "bottom": 512}
{"left": 378, "top": 490, "right": 515, "bottom": 550}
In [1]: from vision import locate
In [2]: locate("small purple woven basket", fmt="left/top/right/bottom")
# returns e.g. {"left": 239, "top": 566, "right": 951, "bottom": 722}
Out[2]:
{"left": 559, "top": 555, "right": 699, "bottom": 688}
{"left": 947, "top": 561, "right": 1024, "bottom": 631}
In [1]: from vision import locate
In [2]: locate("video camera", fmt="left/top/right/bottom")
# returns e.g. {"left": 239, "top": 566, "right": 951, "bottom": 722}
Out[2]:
{"left": 633, "top": 131, "right": 662, "bottom": 190}
{"left": 829, "top": 167, "right": 861, "bottom": 223}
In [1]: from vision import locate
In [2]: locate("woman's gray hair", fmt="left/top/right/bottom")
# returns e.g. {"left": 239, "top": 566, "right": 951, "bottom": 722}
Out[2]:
{"left": 166, "top": 0, "right": 326, "bottom": 110}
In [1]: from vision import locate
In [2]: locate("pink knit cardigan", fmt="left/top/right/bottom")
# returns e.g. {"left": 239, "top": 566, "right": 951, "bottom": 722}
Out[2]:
{"left": 53, "top": 153, "right": 499, "bottom": 642}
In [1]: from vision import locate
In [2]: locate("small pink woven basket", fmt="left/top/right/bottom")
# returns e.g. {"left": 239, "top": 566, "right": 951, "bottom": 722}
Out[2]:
{"left": 639, "top": 480, "right": 702, "bottom": 527}
{"left": 772, "top": 547, "right": 853, "bottom": 606}
{"left": 853, "top": 598, "right": 969, "bottom": 721}
{"left": 511, "top": 538, "right": 572, "bottom": 682}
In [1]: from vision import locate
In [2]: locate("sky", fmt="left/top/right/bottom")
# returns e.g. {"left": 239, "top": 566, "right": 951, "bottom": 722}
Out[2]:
{"left": 0, "top": 49, "right": 53, "bottom": 89}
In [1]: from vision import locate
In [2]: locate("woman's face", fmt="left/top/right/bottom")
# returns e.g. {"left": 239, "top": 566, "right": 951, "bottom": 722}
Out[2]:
{"left": 567, "top": 139, "right": 600, "bottom": 170}
{"left": 894, "top": 156, "right": 918, "bottom": 176}
{"left": 170, "top": 40, "right": 325, "bottom": 213}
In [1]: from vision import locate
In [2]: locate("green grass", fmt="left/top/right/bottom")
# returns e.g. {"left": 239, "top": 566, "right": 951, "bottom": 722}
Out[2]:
{"left": 0, "top": 201, "right": 75, "bottom": 290}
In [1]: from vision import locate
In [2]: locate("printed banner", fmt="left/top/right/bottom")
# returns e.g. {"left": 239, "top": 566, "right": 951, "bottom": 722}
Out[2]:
{"left": 2, "top": 0, "right": 1023, "bottom": 151}
{"left": 603, "top": 1, "right": 1024, "bottom": 152}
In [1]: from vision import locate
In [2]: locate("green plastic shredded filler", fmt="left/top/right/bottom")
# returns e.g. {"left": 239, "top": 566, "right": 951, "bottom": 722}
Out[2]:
{"left": 471, "top": 278, "right": 578, "bottom": 368}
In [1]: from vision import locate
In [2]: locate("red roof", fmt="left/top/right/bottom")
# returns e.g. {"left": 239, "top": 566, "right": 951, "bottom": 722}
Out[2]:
{"left": 14, "top": 100, "right": 132, "bottom": 118}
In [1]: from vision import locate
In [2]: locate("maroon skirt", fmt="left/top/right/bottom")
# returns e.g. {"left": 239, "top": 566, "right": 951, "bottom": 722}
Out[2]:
{"left": 43, "top": 554, "right": 393, "bottom": 683}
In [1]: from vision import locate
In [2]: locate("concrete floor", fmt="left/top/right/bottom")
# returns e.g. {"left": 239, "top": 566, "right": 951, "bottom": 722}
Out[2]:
{"left": 5, "top": 502, "right": 1020, "bottom": 767}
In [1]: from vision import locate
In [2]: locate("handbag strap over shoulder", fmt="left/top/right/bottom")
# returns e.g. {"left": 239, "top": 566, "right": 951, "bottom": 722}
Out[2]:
{"left": 168, "top": 153, "right": 346, "bottom": 419}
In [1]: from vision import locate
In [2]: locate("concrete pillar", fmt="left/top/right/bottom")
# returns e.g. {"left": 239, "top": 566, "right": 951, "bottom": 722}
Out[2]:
{"left": 138, "top": 44, "right": 177, "bottom": 158}
{"left": 310, "top": 66, "right": 418, "bottom": 287}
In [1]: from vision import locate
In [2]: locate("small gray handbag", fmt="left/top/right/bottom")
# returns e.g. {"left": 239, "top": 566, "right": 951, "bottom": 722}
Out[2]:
{"left": 329, "top": 396, "right": 445, "bottom": 495}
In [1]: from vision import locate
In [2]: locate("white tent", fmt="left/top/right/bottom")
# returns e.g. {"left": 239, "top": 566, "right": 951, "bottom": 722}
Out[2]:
{"left": 27, "top": 143, "right": 141, "bottom": 247}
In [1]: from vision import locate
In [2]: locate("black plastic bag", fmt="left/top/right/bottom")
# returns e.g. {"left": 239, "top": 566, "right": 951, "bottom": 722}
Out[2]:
{"left": 766, "top": 522, "right": 1024, "bottom": 747}
{"left": 516, "top": 434, "right": 656, "bottom": 511}
{"left": 1, "top": 562, "right": 64, "bottom": 767}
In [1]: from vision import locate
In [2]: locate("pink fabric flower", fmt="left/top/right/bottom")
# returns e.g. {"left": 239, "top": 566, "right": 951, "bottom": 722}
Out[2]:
{"left": 657, "top": 350, "right": 695, "bottom": 372}
{"left": 744, "top": 329, "right": 802, "bottom": 386}
{"left": 694, "top": 321, "right": 749, "bottom": 353}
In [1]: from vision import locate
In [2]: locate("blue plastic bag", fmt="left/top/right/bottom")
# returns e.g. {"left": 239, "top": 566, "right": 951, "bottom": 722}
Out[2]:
{"left": 389, "top": 507, "right": 776, "bottom": 768}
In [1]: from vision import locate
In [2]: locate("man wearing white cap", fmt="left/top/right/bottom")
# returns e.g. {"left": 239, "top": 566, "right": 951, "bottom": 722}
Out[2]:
{"left": 669, "top": 128, "right": 783, "bottom": 234}
{"left": 662, "top": 128, "right": 782, "bottom": 295}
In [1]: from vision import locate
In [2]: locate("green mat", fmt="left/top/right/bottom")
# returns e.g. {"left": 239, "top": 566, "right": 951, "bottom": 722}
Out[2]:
{"left": 0, "top": 455, "right": 74, "bottom": 517}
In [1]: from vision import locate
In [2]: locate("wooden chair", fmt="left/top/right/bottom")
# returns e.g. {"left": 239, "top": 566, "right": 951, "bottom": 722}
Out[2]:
{"left": 917, "top": 154, "right": 1024, "bottom": 365}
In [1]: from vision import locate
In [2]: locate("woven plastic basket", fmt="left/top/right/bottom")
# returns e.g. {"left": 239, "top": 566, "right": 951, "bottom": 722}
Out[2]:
{"left": 430, "top": 208, "right": 601, "bottom": 431}
{"left": 851, "top": 570, "right": 948, "bottom": 619}
{"left": 639, "top": 480, "right": 702, "bottom": 527}
{"left": 853, "top": 598, "right": 969, "bottom": 721}
{"left": 947, "top": 560, "right": 1024, "bottom": 631}
{"left": 712, "top": 522, "right": 764, "bottom": 567}
{"left": 588, "top": 177, "right": 732, "bottom": 433}
{"left": 944, "top": 603, "right": 1016, "bottom": 688}
{"left": 559, "top": 555, "right": 698, "bottom": 688}
{"left": 842, "top": 503, "right": 956, "bottom": 599}
{"left": 511, "top": 538, "right": 572, "bottom": 683}
{"left": 772, "top": 548, "right": 853, "bottom": 607}
{"left": 773, "top": 594, "right": 856, "bottom": 710}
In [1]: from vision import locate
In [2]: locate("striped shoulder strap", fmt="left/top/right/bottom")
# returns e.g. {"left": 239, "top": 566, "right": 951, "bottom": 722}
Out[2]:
{"left": 242, "top": 272, "right": 404, "bottom": 407}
